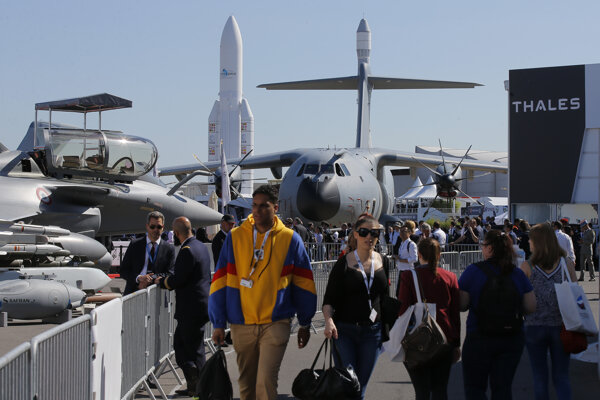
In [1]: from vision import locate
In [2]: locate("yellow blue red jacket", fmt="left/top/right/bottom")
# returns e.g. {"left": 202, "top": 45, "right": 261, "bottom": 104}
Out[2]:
{"left": 208, "top": 214, "right": 317, "bottom": 329}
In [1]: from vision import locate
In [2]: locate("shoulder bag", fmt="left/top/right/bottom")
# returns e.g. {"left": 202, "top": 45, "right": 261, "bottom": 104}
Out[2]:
{"left": 401, "top": 269, "right": 449, "bottom": 369}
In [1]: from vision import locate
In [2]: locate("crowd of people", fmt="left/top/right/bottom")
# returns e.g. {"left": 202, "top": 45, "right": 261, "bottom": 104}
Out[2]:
{"left": 118, "top": 187, "right": 597, "bottom": 399}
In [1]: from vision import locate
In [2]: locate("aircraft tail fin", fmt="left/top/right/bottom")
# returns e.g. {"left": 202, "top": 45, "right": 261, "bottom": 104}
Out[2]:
{"left": 0, "top": 142, "right": 7, "bottom": 153}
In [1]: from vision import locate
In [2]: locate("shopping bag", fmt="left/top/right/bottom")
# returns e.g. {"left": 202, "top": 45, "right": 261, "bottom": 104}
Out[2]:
{"left": 555, "top": 260, "right": 598, "bottom": 335}
{"left": 560, "top": 324, "right": 588, "bottom": 354}
{"left": 194, "top": 348, "right": 233, "bottom": 400}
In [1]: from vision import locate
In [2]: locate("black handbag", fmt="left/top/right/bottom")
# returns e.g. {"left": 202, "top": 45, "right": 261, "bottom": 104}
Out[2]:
{"left": 401, "top": 269, "right": 449, "bottom": 369}
{"left": 292, "top": 338, "right": 361, "bottom": 400}
{"left": 195, "top": 348, "right": 233, "bottom": 400}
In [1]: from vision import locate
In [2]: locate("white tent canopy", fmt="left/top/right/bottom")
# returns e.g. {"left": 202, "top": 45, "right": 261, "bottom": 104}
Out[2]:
{"left": 399, "top": 177, "right": 423, "bottom": 199}
{"left": 411, "top": 176, "right": 437, "bottom": 199}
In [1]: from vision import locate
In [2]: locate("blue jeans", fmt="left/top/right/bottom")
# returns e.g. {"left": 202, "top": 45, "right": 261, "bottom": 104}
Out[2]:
{"left": 462, "top": 330, "right": 524, "bottom": 399}
{"left": 334, "top": 321, "right": 381, "bottom": 400}
{"left": 525, "top": 325, "right": 571, "bottom": 400}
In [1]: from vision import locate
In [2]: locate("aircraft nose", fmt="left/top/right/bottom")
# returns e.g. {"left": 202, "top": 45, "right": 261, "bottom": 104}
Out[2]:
{"left": 296, "top": 177, "right": 340, "bottom": 221}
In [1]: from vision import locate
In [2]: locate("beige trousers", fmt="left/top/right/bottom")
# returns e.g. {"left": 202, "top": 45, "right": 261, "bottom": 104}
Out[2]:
{"left": 230, "top": 319, "right": 291, "bottom": 400}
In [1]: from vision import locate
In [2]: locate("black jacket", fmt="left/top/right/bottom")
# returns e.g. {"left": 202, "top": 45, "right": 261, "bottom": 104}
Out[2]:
{"left": 120, "top": 236, "right": 175, "bottom": 295}
{"left": 161, "top": 237, "right": 211, "bottom": 323}
{"left": 211, "top": 230, "right": 227, "bottom": 267}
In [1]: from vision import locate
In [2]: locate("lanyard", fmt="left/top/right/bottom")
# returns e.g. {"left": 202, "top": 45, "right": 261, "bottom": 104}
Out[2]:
{"left": 249, "top": 227, "right": 271, "bottom": 277}
{"left": 146, "top": 242, "right": 159, "bottom": 265}
{"left": 354, "top": 250, "right": 375, "bottom": 309}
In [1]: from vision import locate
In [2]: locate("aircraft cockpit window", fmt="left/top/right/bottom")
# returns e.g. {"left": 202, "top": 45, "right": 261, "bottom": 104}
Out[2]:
{"left": 320, "top": 164, "right": 334, "bottom": 174}
{"left": 335, "top": 163, "right": 344, "bottom": 176}
{"left": 296, "top": 164, "right": 305, "bottom": 177}
{"left": 340, "top": 163, "right": 351, "bottom": 176}
{"left": 44, "top": 129, "right": 157, "bottom": 181}
{"left": 304, "top": 164, "right": 319, "bottom": 174}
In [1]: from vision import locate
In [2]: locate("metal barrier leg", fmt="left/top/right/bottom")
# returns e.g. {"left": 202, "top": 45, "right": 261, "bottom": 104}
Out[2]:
{"left": 148, "top": 370, "right": 168, "bottom": 400}
{"left": 165, "top": 354, "right": 183, "bottom": 385}
{"left": 141, "top": 379, "right": 158, "bottom": 400}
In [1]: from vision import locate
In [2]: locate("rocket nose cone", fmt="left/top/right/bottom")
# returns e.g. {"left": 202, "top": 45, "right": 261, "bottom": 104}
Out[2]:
{"left": 222, "top": 15, "right": 242, "bottom": 44}
{"left": 357, "top": 18, "right": 370, "bottom": 33}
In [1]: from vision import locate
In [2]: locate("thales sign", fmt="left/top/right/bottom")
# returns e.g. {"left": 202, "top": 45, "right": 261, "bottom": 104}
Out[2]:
{"left": 511, "top": 98, "right": 581, "bottom": 113}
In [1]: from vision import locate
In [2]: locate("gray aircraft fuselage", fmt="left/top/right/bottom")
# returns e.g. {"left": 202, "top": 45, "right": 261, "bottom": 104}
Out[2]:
{"left": 0, "top": 150, "right": 222, "bottom": 236}
{"left": 278, "top": 148, "right": 391, "bottom": 224}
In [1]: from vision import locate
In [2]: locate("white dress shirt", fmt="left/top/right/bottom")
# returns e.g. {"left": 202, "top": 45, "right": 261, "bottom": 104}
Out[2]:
{"left": 397, "top": 239, "right": 418, "bottom": 271}
{"left": 555, "top": 230, "right": 576, "bottom": 263}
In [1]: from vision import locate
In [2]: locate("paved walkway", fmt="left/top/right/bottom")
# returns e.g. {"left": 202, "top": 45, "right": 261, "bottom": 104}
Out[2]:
{"left": 142, "top": 280, "right": 600, "bottom": 400}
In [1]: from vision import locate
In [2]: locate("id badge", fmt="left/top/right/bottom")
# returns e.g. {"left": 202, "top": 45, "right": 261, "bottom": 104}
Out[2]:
{"left": 369, "top": 308, "right": 377, "bottom": 322}
{"left": 240, "top": 278, "right": 253, "bottom": 288}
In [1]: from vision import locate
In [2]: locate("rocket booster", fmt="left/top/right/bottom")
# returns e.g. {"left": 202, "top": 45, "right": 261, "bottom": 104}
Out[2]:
{"left": 208, "top": 16, "right": 254, "bottom": 195}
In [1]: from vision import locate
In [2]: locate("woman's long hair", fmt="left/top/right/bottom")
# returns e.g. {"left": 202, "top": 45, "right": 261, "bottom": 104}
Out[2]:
{"left": 418, "top": 238, "right": 440, "bottom": 275}
{"left": 485, "top": 230, "right": 515, "bottom": 274}
{"left": 529, "top": 223, "right": 565, "bottom": 271}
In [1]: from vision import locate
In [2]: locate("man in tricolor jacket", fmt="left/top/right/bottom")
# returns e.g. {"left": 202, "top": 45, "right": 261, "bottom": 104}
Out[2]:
{"left": 209, "top": 185, "right": 317, "bottom": 400}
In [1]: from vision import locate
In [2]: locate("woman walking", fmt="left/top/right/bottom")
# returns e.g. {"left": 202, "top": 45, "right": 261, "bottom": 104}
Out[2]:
{"left": 459, "top": 230, "right": 536, "bottom": 399}
{"left": 520, "top": 223, "right": 577, "bottom": 400}
{"left": 397, "top": 238, "right": 461, "bottom": 400}
{"left": 323, "top": 214, "right": 391, "bottom": 399}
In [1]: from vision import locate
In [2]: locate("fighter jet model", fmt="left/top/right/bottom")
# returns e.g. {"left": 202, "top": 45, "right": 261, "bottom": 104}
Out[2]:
{"left": 0, "top": 93, "right": 222, "bottom": 245}
{"left": 161, "top": 19, "right": 507, "bottom": 225}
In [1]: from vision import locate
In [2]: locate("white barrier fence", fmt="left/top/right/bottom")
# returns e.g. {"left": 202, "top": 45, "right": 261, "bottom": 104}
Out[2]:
{"left": 0, "top": 248, "right": 486, "bottom": 399}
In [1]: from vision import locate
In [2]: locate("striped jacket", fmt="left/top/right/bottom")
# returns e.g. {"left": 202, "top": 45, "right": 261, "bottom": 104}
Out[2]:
{"left": 208, "top": 215, "right": 317, "bottom": 329}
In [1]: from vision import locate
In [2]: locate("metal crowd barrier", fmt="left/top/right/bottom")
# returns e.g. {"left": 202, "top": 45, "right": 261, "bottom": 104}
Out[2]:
{"left": 0, "top": 342, "right": 30, "bottom": 400}
{"left": 121, "top": 290, "right": 149, "bottom": 399}
{"left": 459, "top": 251, "right": 484, "bottom": 272}
{"left": 31, "top": 315, "right": 92, "bottom": 400}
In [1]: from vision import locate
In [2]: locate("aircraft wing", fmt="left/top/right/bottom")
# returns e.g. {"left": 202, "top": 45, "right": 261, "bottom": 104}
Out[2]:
{"left": 258, "top": 76, "right": 481, "bottom": 91}
{"left": 376, "top": 150, "right": 507, "bottom": 173}
{"left": 159, "top": 149, "right": 305, "bottom": 177}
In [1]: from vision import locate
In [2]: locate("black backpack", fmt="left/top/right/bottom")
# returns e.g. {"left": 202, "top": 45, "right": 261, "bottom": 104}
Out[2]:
{"left": 475, "top": 261, "right": 523, "bottom": 336}
{"left": 195, "top": 348, "right": 233, "bottom": 400}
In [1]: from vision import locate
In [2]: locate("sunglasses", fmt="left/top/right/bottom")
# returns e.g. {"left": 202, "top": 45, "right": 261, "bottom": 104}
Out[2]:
{"left": 149, "top": 224, "right": 163, "bottom": 230}
{"left": 357, "top": 228, "right": 381, "bottom": 238}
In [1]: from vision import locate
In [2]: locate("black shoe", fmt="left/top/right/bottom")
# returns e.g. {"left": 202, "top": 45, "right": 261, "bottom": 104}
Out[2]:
{"left": 147, "top": 380, "right": 157, "bottom": 389}
{"left": 174, "top": 387, "right": 191, "bottom": 396}
{"left": 590, "top": 278, "right": 596, "bottom": 282}
{"left": 578, "top": 277, "right": 584, "bottom": 281}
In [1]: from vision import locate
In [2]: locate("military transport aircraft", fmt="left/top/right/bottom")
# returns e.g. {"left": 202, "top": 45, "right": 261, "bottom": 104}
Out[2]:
{"left": 160, "top": 19, "right": 508, "bottom": 225}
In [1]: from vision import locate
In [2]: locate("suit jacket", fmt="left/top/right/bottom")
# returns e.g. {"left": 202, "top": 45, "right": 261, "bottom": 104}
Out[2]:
{"left": 160, "top": 237, "right": 211, "bottom": 323}
{"left": 211, "top": 230, "right": 227, "bottom": 267}
{"left": 581, "top": 229, "right": 595, "bottom": 256}
{"left": 120, "top": 236, "right": 176, "bottom": 295}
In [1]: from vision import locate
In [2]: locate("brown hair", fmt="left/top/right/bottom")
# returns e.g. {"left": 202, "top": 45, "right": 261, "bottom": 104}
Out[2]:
{"left": 354, "top": 214, "right": 378, "bottom": 230}
{"left": 529, "top": 223, "right": 565, "bottom": 271}
{"left": 417, "top": 238, "right": 440, "bottom": 275}
{"left": 484, "top": 230, "right": 515, "bottom": 274}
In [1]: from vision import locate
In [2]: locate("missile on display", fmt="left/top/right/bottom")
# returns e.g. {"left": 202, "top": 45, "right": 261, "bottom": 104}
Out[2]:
{"left": 0, "top": 278, "right": 86, "bottom": 319}
{"left": 208, "top": 16, "right": 254, "bottom": 196}
{"left": 0, "top": 267, "right": 112, "bottom": 292}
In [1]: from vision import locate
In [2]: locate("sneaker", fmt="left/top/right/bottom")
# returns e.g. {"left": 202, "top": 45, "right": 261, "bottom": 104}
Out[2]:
{"left": 590, "top": 278, "right": 596, "bottom": 282}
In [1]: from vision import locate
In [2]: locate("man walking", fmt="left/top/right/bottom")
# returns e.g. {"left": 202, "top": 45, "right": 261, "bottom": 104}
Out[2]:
{"left": 120, "top": 211, "right": 175, "bottom": 295}
{"left": 579, "top": 220, "right": 596, "bottom": 281}
{"left": 209, "top": 185, "right": 317, "bottom": 400}
{"left": 155, "top": 217, "right": 212, "bottom": 396}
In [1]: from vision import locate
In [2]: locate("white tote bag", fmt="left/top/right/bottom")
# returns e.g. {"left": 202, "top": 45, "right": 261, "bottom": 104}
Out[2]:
{"left": 382, "top": 269, "right": 436, "bottom": 362}
{"left": 555, "top": 258, "right": 598, "bottom": 335}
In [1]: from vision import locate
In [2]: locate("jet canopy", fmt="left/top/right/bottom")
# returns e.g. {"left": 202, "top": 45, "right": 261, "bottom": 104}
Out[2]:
{"left": 33, "top": 93, "right": 157, "bottom": 182}
{"left": 43, "top": 128, "right": 157, "bottom": 181}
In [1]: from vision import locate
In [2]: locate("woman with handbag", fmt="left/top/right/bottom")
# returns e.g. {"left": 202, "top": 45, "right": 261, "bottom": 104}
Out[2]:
{"left": 519, "top": 223, "right": 577, "bottom": 400}
{"left": 397, "top": 238, "right": 461, "bottom": 400}
{"left": 459, "top": 230, "right": 536, "bottom": 399}
{"left": 322, "top": 214, "right": 391, "bottom": 399}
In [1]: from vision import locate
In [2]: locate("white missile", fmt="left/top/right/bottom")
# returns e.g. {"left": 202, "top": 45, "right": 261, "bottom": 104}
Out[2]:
{"left": 0, "top": 267, "right": 112, "bottom": 292}
{"left": 208, "top": 15, "right": 254, "bottom": 196}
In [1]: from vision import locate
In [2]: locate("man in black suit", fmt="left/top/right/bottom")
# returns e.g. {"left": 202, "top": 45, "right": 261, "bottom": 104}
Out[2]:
{"left": 155, "top": 217, "right": 212, "bottom": 397}
{"left": 120, "top": 211, "right": 176, "bottom": 296}
{"left": 211, "top": 214, "right": 235, "bottom": 267}
{"left": 293, "top": 217, "right": 310, "bottom": 243}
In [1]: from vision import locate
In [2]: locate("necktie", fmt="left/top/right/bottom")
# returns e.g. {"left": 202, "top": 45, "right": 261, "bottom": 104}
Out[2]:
{"left": 150, "top": 243, "right": 156, "bottom": 259}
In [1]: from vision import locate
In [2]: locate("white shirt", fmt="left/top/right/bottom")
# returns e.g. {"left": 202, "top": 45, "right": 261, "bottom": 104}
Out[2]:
{"left": 432, "top": 228, "right": 447, "bottom": 248}
{"left": 555, "top": 230, "right": 576, "bottom": 262}
{"left": 397, "top": 239, "right": 417, "bottom": 271}
{"left": 391, "top": 231, "right": 400, "bottom": 246}
{"left": 138, "top": 235, "right": 162, "bottom": 281}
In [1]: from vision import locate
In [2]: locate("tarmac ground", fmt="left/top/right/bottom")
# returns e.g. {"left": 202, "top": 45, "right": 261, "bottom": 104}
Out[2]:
{"left": 1, "top": 279, "right": 598, "bottom": 399}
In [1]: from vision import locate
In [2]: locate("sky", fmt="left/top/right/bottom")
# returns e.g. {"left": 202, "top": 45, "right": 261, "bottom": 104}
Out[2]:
{"left": 1, "top": 1, "right": 599, "bottom": 180}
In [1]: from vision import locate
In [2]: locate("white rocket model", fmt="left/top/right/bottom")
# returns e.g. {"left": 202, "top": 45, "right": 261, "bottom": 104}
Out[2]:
{"left": 208, "top": 16, "right": 254, "bottom": 196}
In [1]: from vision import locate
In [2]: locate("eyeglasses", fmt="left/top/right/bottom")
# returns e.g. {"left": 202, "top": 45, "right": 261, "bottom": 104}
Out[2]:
{"left": 149, "top": 224, "right": 163, "bottom": 230}
{"left": 357, "top": 228, "right": 381, "bottom": 238}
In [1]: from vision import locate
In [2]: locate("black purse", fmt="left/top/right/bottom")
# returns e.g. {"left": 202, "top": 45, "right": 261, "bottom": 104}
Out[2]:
{"left": 292, "top": 338, "right": 361, "bottom": 400}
